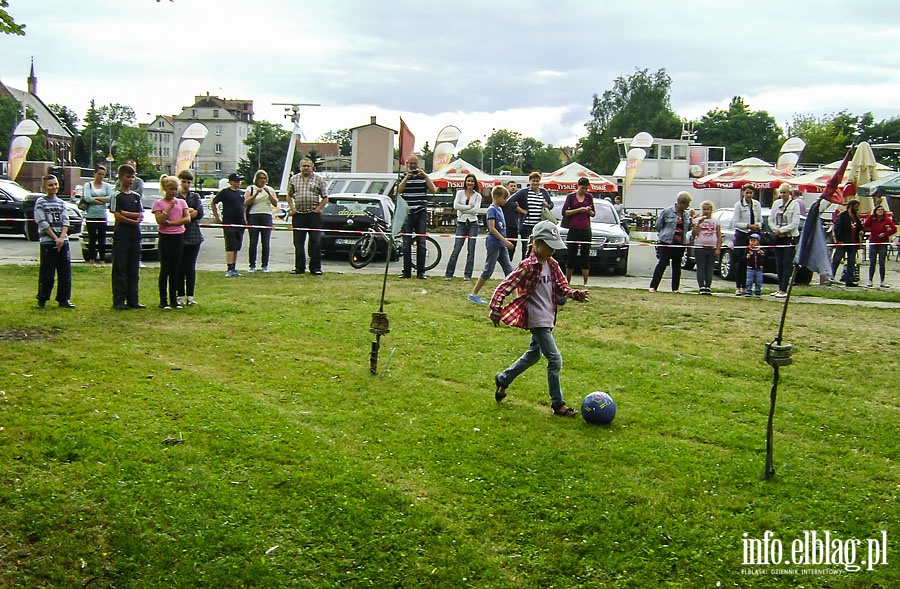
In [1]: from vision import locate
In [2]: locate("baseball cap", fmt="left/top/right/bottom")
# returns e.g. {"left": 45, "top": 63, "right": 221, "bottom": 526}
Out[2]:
{"left": 749, "top": 233, "right": 760, "bottom": 240}
{"left": 531, "top": 220, "right": 567, "bottom": 250}
{"left": 228, "top": 173, "right": 243, "bottom": 182}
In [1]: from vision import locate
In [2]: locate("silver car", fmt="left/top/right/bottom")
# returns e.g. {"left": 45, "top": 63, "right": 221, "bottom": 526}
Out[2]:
{"left": 79, "top": 185, "right": 160, "bottom": 261}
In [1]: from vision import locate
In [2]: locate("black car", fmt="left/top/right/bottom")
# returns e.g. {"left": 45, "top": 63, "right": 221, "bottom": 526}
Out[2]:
{"left": 319, "top": 194, "right": 395, "bottom": 256}
{"left": 682, "top": 207, "right": 812, "bottom": 284}
{"left": 549, "top": 196, "right": 630, "bottom": 274}
{"left": 0, "top": 179, "right": 83, "bottom": 239}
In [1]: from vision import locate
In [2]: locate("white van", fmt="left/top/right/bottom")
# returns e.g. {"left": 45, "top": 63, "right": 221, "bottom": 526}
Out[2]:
{"left": 318, "top": 172, "right": 398, "bottom": 197}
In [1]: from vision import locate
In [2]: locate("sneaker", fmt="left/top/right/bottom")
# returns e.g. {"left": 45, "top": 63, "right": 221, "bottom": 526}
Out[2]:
{"left": 225, "top": 270, "right": 234, "bottom": 277}
{"left": 159, "top": 304, "right": 172, "bottom": 310}
{"left": 172, "top": 304, "right": 184, "bottom": 310}
{"left": 233, "top": 270, "right": 243, "bottom": 277}
{"left": 416, "top": 274, "right": 428, "bottom": 279}
{"left": 176, "top": 296, "right": 186, "bottom": 306}
{"left": 744, "top": 291, "right": 753, "bottom": 297}
{"left": 494, "top": 374, "right": 507, "bottom": 402}
{"left": 773, "top": 292, "right": 788, "bottom": 298}
{"left": 881, "top": 282, "right": 891, "bottom": 288}
{"left": 248, "top": 267, "right": 257, "bottom": 274}
{"left": 467, "top": 294, "right": 487, "bottom": 305}
{"left": 866, "top": 281, "right": 873, "bottom": 287}
{"left": 735, "top": 289, "right": 744, "bottom": 296}
{"left": 261, "top": 267, "right": 270, "bottom": 273}
{"left": 186, "top": 297, "right": 197, "bottom": 306}
{"left": 443, "top": 276, "right": 452, "bottom": 281}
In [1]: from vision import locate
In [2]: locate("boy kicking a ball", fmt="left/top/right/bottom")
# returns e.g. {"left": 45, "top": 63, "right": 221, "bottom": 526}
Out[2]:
{"left": 489, "top": 220, "right": 588, "bottom": 417}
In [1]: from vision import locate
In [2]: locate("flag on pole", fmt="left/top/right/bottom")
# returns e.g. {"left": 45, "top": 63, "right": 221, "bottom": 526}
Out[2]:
{"left": 392, "top": 196, "right": 409, "bottom": 239}
{"left": 821, "top": 148, "right": 852, "bottom": 205}
{"left": 399, "top": 118, "right": 415, "bottom": 166}
{"left": 793, "top": 199, "right": 833, "bottom": 281}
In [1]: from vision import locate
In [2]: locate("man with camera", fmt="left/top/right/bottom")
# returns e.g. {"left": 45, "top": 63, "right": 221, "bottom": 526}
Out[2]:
{"left": 397, "top": 155, "right": 436, "bottom": 278}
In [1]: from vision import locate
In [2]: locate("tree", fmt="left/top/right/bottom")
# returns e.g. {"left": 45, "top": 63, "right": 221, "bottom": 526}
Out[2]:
{"left": 863, "top": 116, "right": 900, "bottom": 169}
{"left": 115, "top": 126, "right": 153, "bottom": 174}
{"left": 577, "top": 68, "right": 683, "bottom": 174}
{"left": 786, "top": 110, "right": 872, "bottom": 164}
{"left": 318, "top": 129, "right": 351, "bottom": 156}
{"left": 238, "top": 121, "right": 292, "bottom": 181}
{"left": 79, "top": 101, "right": 137, "bottom": 167}
{"left": 694, "top": 97, "right": 782, "bottom": 162}
{"left": 485, "top": 129, "right": 522, "bottom": 173}
{"left": 419, "top": 141, "right": 433, "bottom": 173}
{"left": 0, "top": 1, "right": 24, "bottom": 36}
{"left": 0, "top": 94, "right": 20, "bottom": 158}
{"left": 48, "top": 104, "right": 79, "bottom": 136}
{"left": 457, "top": 139, "right": 484, "bottom": 169}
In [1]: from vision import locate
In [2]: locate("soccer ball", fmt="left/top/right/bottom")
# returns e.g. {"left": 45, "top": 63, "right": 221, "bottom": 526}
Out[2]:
{"left": 581, "top": 392, "right": 616, "bottom": 425}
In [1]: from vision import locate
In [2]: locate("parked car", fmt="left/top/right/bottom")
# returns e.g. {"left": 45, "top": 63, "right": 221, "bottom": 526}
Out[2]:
{"left": 682, "top": 207, "right": 812, "bottom": 285}
{"left": 0, "top": 179, "right": 83, "bottom": 240}
{"left": 79, "top": 185, "right": 160, "bottom": 261}
{"left": 319, "top": 194, "right": 395, "bottom": 257}
{"left": 549, "top": 195, "right": 629, "bottom": 274}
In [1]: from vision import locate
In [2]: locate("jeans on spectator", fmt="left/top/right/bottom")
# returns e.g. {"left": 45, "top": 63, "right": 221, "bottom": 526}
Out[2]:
{"left": 401, "top": 208, "right": 428, "bottom": 276}
{"left": 247, "top": 213, "right": 273, "bottom": 269}
{"left": 694, "top": 247, "right": 716, "bottom": 290}
{"left": 649, "top": 243, "right": 684, "bottom": 291}
{"left": 37, "top": 241, "right": 71, "bottom": 302}
{"left": 292, "top": 211, "right": 323, "bottom": 273}
{"left": 444, "top": 220, "right": 479, "bottom": 279}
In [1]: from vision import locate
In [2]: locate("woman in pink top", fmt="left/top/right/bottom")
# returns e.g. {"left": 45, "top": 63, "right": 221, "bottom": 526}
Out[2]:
{"left": 691, "top": 200, "right": 722, "bottom": 295}
{"left": 152, "top": 175, "right": 191, "bottom": 309}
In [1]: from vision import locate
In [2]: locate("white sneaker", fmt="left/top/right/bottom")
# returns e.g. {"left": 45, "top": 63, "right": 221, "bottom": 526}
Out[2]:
{"left": 248, "top": 267, "right": 257, "bottom": 274}
{"left": 881, "top": 283, "right": 891, "bottom": 288}
{"left": 866, "top": 281, "right": 873, "bottom": 287}
{"left": 261, "top": 267, "right": 270, "bottom": 273}
{"left": 177, "top": 296, "right": 186, "bottom": 306}
{"left": 186, "top": 296, "right": 197, "bottom": 306}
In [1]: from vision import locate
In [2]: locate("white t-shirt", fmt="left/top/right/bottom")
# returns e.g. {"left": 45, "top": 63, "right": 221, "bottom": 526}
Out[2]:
{"left": 527, "top": 262, "right": 556, "bottom": 329}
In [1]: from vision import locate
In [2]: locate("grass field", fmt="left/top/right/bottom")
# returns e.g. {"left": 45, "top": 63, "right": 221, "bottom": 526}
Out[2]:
{"left": 0, "top": 265, "right": 897, "bottom": 588}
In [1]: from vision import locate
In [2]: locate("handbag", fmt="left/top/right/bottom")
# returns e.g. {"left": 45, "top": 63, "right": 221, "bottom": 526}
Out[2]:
{"left": 560, "top": 196, "right": 570, "bottom": 228}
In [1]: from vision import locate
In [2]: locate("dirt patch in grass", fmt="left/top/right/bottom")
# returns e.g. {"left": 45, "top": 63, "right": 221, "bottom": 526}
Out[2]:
{"left": 0, "top": 327, "right": 62, "bottom": 341}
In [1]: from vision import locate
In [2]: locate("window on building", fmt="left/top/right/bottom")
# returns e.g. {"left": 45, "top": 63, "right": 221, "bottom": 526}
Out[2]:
{"left": 215, "top": 143, "right": 223, "bottom": 154}
{"left": 158, "top": 120, "right": 165, "bottom": 128}
{"left": 216, "top": 125, "right": 222, "bottom": 136}
{"left": 215, "top": 161, "right": 222, "bottom": 172}
{"left": 192, "top": 109, "right": 197, "bottom": 117}
{"left": 213, "top": 110, "right": 219, "bottom": 118}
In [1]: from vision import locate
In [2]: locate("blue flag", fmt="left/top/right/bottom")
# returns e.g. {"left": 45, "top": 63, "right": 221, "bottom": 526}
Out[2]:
{"left": 391, "top": 196, "right": 409, "bottom": 239}
{"left": 793, "top": 199, "right": 833, "bottom": 281}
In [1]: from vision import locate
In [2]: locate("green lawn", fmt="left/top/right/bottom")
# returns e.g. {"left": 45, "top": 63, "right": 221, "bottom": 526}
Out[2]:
{"left": 0, "top": 265, "right": 897, "bottom": 588}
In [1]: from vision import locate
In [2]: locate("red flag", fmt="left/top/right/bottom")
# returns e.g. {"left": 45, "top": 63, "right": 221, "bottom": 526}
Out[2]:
{"left": 399, "top": 118, "right": 415, "bottom": 165}
{"left": 822, "top": 148, "right": 852, "bottom": 205}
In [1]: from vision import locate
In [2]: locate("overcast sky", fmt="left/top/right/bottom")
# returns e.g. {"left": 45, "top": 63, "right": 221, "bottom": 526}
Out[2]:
{"left": 3, "top": 0, "right": 900, "bottom": 165}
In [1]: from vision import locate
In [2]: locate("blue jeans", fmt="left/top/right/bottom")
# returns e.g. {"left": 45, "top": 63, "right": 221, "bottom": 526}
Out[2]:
{"left": 694, "top": 247, "right": 716, "bottom": 289}
{"left": 444, "top": 220, "right": 479, "bottom": 279}
{"left": 497, "top": 327, "right": 564, "bottom": 410}
{"left": 746, "top": 268, "right": 763, "bottom": 295}
{"left": 402, "top": 209, "right": 428, "bottom": 276}
{"left": 479, "top": 242, "right": 514, "bottom": 280}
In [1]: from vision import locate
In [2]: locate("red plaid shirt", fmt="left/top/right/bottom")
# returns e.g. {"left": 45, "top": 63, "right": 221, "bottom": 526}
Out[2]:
{"left": 489, "top": 252, "right": 582, "bottom": 329}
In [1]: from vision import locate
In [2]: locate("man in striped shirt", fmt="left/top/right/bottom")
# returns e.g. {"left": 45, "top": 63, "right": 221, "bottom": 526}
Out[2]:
{"left": 509, "top": 171, "right": 552, "bottom": 261}
{"left": 34, "top": 174, "right": 74, "bottom": 308}
{"left": 397, "top": 155, "right": 436, "bottom": 278}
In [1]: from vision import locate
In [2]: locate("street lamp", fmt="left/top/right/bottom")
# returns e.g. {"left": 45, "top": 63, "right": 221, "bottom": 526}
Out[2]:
{"left": 490, "top": 128, "right": 495, "bottom": 175}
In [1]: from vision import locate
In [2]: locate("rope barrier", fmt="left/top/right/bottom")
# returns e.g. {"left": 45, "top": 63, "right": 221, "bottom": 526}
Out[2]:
{"left": 3, "top": 216, "right": 888, "bottom": 251}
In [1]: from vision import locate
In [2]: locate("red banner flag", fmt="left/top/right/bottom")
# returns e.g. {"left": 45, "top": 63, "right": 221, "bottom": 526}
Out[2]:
{"left": 822, "top": 148, "right": 852, "bottom": 205}
{"left": 399, "top": 118, "right": 415, "bottom": 165}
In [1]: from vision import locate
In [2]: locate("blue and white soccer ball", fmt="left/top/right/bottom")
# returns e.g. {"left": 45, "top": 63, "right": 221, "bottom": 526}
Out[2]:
{"left": 581, "top": 391, "right": 616, "bottom": 425}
